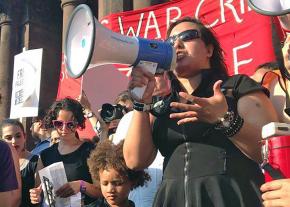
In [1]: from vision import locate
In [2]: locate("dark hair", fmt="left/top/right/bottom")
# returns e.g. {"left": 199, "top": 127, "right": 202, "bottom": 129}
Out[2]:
{"left": 31, "top": 108, "right": 47, "bottom": 123}
{"left": 166, "top": 17, "right": 228, "bottom": 80}
{"left": 87, "top": 139, "right": 150, "bottom": 189}
{"left": 114, "top": 90, "right": 133, "bottom": 105}
{"left": 43, "top": 97, "right": 86, "bottom": 129}
{"left": 255, "top": 62, "right": 279, "bottom": 72}
{"left": 0, "top": 119, "right": 25, "bottom": 137}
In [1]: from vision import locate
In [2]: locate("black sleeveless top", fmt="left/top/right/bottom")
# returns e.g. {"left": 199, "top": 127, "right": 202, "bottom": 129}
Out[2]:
{"left": 152, "top": 71, "right": 268, "bottom": 207}
{"left": 20, "top": 154, "right": 38, "bottom": 207}
{"left": 40, "top": 141, "right": 96, "bottom": 205}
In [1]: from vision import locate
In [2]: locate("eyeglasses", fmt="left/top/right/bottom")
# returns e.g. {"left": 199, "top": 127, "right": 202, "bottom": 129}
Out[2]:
{"left": 166, "top": 29, "right": 200, "bottom": 46}
{"left": 52, "top": 120, "right": 77, "bottom": 130}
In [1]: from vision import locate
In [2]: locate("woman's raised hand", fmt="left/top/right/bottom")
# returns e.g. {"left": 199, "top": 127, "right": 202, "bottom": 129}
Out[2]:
{"left": 170, "top": 80, "right": 228, "bottom": 125}
{"left": 128, "top": 66, "right": 156, "bottom": 103}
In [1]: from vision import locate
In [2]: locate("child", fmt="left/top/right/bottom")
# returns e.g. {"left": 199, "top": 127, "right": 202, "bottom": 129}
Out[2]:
{"left": 87, "top": 140, "right": 150, "bottom": 207}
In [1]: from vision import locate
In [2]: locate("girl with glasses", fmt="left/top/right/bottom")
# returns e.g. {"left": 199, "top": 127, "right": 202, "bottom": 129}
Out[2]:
{"left": 30, "top": 97, "right": 102, "bottom": 206}
{"left": 124, "top": 17, "right": 279, "bottom": 206}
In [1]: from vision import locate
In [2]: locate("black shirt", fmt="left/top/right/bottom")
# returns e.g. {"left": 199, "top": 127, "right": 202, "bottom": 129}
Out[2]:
{"left": 40, "top": 142, "right": 96, "bottom": 205}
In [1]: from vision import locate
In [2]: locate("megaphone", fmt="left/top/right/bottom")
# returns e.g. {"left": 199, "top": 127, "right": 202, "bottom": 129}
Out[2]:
{"left": 64, "top": 4, "right": 176, "bottom": 99}
{"left": 248, "top": 0, "right": 290, "bottom": 16}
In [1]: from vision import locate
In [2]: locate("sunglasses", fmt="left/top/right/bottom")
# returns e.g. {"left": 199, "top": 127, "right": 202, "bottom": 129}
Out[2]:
{"left": 166, "top": 29, "right": 200, "bottom": 46}
{"left": 52, "top": 120, "right": 77, "bottom": 130}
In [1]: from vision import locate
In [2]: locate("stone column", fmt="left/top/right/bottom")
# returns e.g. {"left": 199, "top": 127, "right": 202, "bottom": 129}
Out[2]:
{"left": 98, "top": 0, "right": 132, "bottom": 19}
{"left": 134, "top": 0, "right": 169, "bottom": 9}
{"left": 61, "top": 0, "right": 86, "bottom": 49}
{"left": 0, "top": 6, "right": 15, "bottom": 120}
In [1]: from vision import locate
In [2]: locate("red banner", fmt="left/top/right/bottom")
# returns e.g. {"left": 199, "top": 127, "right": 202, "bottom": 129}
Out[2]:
{"left": 57, "top": 55, "right": 96, "bottom": 139}
{"left": 100, "top": 0, "right": 280, "bottom": 75}
{"left": 57, "top": 0, "right": 283, "bottom": 139}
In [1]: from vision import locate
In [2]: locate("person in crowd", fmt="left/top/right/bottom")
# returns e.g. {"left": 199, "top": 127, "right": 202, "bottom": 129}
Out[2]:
{"left": 123, "top": 17, "right": 279, "bottom": 206}
{"left": 258, "top": 34, "right": 290, "bottom": 123}
{"left": 1, "top": 119, "right": 38, "bottom": 207}
{"left": 113, "top": 90, "right": 134, "bottom": 111}
{"left": 87, "top": 139, "right": 150, "bottom": 207}
{"left": 251, "top": 62, "right": 279, "bottom": 83}
{"left": 0, "top": 140, "right": 21, "bottom": 207}
{"left": 113, "top": 72, "right": 170, "bottom": 207}
{"left": 30, "top": 109, "right": 52, "bottom": 155}
{"left": 260, "top": 33, "right": 290, "bottom": 207}
{"left": 29, "top": 97, "right": 101, "bottom": 206}
{"left": 50, "top": 128, "right": 60, "bottom": 145}
{"left": 78, "top": 90, "right": 131, "bottom": 141}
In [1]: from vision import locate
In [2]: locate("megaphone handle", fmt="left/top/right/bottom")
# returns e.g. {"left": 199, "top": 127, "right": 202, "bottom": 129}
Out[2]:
{"left": 131, "top": 61, "right": 158, "bottom": 100}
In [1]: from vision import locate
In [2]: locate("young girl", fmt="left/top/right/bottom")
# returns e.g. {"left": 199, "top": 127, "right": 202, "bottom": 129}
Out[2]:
{"left": 1, "top": 119, "right": 38, "bottom": 207}
{"left": 30, "top": 98, "right": 101, "bottom": 206}
{"left": 87, "top": 140, "right": 150, "bottom": 207}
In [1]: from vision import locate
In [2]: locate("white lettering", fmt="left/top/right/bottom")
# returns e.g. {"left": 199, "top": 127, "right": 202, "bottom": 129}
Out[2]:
{"left": 144, "top": 11, "right": 161, "bottom": 39}
{"left": 240, "top": 0, "right": 245, "bottom": 14}
{"left": 166, "top": 7, "right": 182, "bottom": 30}
{"left": 196, "top": 0, "right": 219, "bottom": 28}
{"left": 220, "top": 0, "right": 243, "bottom": 23}
{"left": 233, "top": 41, "right": 253, "bottom": 74}
{"left": 118, "top": 14, "right": 145, "bottom": 36}
{"left": 100, "top": 19, "right": 109, "bottom": 25}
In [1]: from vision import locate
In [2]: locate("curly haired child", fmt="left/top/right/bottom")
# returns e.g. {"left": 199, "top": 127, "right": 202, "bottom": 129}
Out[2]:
{"left": 87, "top": 140, "right": 150, "bottom": 207}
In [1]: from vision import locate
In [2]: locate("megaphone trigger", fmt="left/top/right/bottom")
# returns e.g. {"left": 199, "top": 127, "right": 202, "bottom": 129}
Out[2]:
{"left": 130, "top": 61, "right": 158, "bottom": 100}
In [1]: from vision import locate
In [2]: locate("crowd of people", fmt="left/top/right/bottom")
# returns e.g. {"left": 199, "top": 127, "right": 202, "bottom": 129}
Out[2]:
{"left": 0, "top": 14, "right": 289, "bottom": 207}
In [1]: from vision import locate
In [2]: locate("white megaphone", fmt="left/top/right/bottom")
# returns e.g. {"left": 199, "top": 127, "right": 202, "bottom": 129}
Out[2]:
{"left": 248, "top": 0, "right": 290, "bottom": 32}
{"left": 248, "top": 0, "right": 290, "bottom": 16}
{"left": 248, "top": 0, "right": 290, "bottom": 31}
{"left": 64, "top": 4, "right": 176, "bottom": 99}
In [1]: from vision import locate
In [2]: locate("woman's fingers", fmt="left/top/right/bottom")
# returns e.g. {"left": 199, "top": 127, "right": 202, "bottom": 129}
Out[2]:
{"left": 262, "top": 190, "right": 283, "bottom": 201}
{"left": 170, "top": 102, "right": 201, "bottom": 113}
{"left": 261, "top": 180, "right": 283, "bottom": 192}
{"left": 261, "top": 179, "right": 290, "bottom": 207}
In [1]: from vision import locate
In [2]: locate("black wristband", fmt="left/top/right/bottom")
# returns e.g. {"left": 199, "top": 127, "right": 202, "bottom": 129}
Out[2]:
{"left": 133, "top": 101, "right": 153, "bottom": 112}
{"left": 215, "top": 111, "right": 244, "bottom": 138}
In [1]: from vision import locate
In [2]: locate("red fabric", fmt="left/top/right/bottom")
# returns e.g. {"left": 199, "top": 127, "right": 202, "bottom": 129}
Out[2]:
{"left": 57, "top": 55, "right": 96, "bottom": 139}
{"left": 57, "top": 0, "right": 283, "bottom": 138}
{"left": 100, "top": 0, "right": 280, "bottom": 75}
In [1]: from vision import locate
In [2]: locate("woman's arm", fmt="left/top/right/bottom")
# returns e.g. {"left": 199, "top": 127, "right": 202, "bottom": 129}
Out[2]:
{"left": 123, "top": 66, "right": 158, "bottom": 170}
{"left": 8, "top": 144, "right": 21, "bottom": 207}
{"left": 123, "top": 111, "right": 157, "bottom": 170}
{"left": 30, "top": 157, "right": 44, "bottom": 204}
{"left": 77, "top": 91, "right": 109, "bottom": 140}
{"left": 231, "top": 91, "right": 279, "bottom": 162}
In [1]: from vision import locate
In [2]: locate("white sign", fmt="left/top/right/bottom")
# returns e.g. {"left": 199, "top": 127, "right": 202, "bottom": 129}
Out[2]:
{"left": 39, "top": 162, "right": 81, "bottom": 207}
{"left": 10, "top": 48, "right": 43, "bottom": 118}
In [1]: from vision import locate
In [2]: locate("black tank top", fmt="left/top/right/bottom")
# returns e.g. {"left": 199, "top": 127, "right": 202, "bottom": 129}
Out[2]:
{"left": 40, "top": 141, "right": 96, "bottom": 205}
